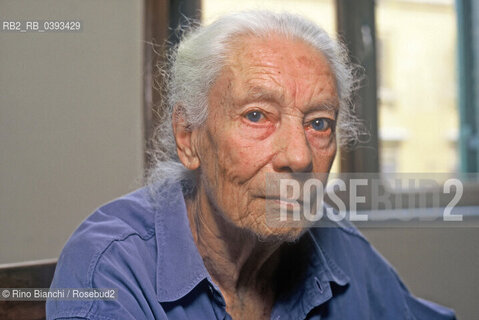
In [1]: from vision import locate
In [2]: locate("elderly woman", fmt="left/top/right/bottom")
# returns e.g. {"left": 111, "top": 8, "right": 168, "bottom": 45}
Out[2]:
{"left": 47, "top": 11, "right": 455, "bottom": 320}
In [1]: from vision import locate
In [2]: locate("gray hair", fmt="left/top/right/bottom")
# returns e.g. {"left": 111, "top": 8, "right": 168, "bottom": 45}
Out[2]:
{"left": 147, "top": 10, "right": 361, "bottom": 195}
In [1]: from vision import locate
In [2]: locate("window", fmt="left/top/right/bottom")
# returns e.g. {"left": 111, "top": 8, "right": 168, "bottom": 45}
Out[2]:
{"left": 377, "top": 0, "right": 459, "bottom": 173}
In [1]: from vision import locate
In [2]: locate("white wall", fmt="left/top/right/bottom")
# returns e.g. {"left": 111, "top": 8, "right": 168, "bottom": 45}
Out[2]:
{"left": 362, "top": 227, "right": 479, "bottom": 320}
{"left": 0, "top": 0, "right": 144, "bottom": 263}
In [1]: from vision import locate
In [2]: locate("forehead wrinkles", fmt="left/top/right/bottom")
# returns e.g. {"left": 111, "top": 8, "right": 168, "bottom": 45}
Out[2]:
{"left": 221, "top": 35, "right": 338, "bottom": 108}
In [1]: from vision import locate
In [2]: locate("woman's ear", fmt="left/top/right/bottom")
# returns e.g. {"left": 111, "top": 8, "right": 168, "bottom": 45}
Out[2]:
{"left": 172, "top": 106, "right": 200, "bottom": 170}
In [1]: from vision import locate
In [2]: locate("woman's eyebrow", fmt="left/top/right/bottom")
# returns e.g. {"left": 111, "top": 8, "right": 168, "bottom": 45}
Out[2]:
{"left": 240, "top": 85, "right": 339, "bottom": 114}
{"left": 305, "top": 102, "right": 339, "bottom": 113}
{"left": 243, "top": 86, "right": 285, "bottom": 104}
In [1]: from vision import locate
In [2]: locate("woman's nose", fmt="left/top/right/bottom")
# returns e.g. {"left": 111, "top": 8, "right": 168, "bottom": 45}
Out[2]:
{"left": 272, "top": 121, "right": 313, "bottom": 173}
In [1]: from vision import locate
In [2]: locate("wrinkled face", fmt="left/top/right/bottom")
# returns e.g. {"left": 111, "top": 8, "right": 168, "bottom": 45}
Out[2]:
{"left": 195, "top": 34, "right": 339, "bottom": 241}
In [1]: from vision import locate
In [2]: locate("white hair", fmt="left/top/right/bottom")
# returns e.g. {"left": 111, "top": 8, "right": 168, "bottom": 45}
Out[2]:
{"left": 147, "top": 10, "right": 362, "bottom": 195}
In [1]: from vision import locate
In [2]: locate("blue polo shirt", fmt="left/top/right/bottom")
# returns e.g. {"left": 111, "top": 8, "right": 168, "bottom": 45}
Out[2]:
{"left": 47, "top": 185, "right": 456, "bottom": 319}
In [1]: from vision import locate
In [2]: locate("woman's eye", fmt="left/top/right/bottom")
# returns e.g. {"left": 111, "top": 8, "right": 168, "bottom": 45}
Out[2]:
{"left": 311, "top": 118, "right": 331, "bottom": 131}
{"left": 245, "top": 111, "right": 264, "bottom": 123}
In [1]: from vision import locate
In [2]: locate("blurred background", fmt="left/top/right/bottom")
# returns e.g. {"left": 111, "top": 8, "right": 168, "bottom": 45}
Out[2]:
{"left": 0, "top": 0, "right": 478, "bottom": 319}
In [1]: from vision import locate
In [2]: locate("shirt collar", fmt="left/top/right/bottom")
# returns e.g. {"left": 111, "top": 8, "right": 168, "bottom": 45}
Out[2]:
{"left": 153, "top": 183, "right": 350, "bottom": 310}
{"left": 306, "top": 230, "right": 350, "bottom": 287}
{"left": 272, "top": 230, "right": 350, "bottom": 319}
{"left": 154, "top": 184, "right": 211, "bottom": 302}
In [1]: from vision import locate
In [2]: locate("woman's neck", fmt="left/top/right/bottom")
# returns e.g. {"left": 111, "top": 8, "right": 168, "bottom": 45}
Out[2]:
{"left": 185, "top": 186, "right": 282, "bottom": 304}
